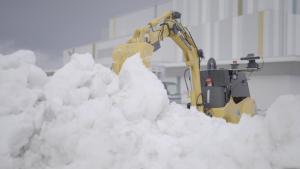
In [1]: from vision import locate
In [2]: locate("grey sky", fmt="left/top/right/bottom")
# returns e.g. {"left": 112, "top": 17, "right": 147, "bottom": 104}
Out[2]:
{"left": 0, "top": 0, "right": 165, "bottom": 70}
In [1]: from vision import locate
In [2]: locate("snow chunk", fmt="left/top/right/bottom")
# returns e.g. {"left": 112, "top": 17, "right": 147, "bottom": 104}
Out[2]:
{"left": 116, "top": 53, "right": 169, "bottom": 121}
{"left": 45, "top": 53, "right": 118, "bottom": 106}
{"left": 0, "top": 50, "right": 46, "bottom": 115}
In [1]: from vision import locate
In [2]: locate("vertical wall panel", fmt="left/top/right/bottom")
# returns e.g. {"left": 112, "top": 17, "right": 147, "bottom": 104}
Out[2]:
{"left": 219, "top": 0, "right": 232, "bottom": 20}
{"left": 287, "top": 0, "right": 298, "bottom": 56}
{"left": 296, "top": 16, "right": 300, "bottom": 55}
{"left": 246, "top": 0, "right": 258, "bottom": 14}
{"left": 272, "top": 0, "right": 284, "bottom": 57}
{"left": 219, "top": 0, "right": 226, "bottom": 20}
{"left": 190, "top": 24, "right": 212, "bottom": 59}
{"left": 297, "top": 0, "right": 300, "bottom": 14}
{"left": 182, "top": 0, "right": 190, "bottom": 25}
{"left": 287, "top": 13, "right": 296, "bottom": 56}
{"left": 238, "top": 0, "right": 243, "bottom": 16}
{"left": 292, "top": 0, "right": 298, "bottom": 14}
{"left": 211, "top": 0, "right": 220, "bottom": 22}
{"left": 232, "top": 17, "right": 242, "bottom": 59}
{"left": 190, "top": 0, "right": 200, "bottom": 26}
{"left": 201, "top": 0, "right": 211, "bottom": 23}
{"left": 241, "top": 13, "right": 258, "bottom": 57}
{"left": 258, "top": 11, "right": 264, "bottom": 57}
{"left": 232, "top": 0, "right": 239, "bottom": 17}
{"left": 216, "top": 19, "right": 233, "bottom": 60}
{"left": 258, "top": 0, "right": 275, "bottom": 11}
{"left": 201, "top": 0, "right": 220, "bottom": 23}
{"left": 213, "top": 22, "right": 219, "bottom": 59}
{"left": 198, "top": 0, "right": 204, "bottom": 24}
{"left": 206, "top": 23, "right": 213, "bottom": 58}
{"left": 263, "top": 10, "right": 274, "bottom": 58}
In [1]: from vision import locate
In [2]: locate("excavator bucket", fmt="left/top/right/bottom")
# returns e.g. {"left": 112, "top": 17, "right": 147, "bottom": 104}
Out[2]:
{"left": 112, "top": 42, "right": 154, "bottom": 74}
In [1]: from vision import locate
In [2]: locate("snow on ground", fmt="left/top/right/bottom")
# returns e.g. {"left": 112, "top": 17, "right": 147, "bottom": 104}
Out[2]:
{"left": 0, "top": 50, "right": 299, "bottom": 169}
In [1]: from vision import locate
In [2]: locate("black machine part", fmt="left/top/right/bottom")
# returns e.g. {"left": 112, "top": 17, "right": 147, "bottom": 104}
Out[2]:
{"left": 231, "top": 61, "right": 239, "bottom": 69}
{"left": 198, "top": 49, "right": 204, "bottom": 59}
{"left": 202, "top": 86, "right": 226, "bottom": 108}
{"left": 172, "top": 11, "right": 181, "bottom": 19}
{"left": 240, "top": 53, "right": 260, "bottom": 69}
{"left": 207, "top": 57, "right": 217, "bottom": 70}
{"left": 200, "top": 69, "right": 250, "bottom": 109}
{"left": 230, "top": 72, "right": 250, "bottom": 97}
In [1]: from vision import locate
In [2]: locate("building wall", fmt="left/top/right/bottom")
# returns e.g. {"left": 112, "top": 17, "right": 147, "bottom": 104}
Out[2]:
{"left": 64, "top": 0, "right": 300, "bottom": 62}
{"left": 250, "top": 74, "right": 300, "bottom": 110}
{"left": 249, "top": 61, "right": 300, "bottom": 110}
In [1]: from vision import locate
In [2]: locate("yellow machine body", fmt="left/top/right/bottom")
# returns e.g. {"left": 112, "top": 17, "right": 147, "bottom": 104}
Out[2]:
{"left": 112, "top": 11, "right": 256, "bottom": 123}
{"left": 209, "top": 97, "right": 256, "bottom": 123}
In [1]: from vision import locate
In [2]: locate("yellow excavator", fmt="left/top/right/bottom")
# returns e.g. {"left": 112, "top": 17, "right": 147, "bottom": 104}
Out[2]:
{"left": 112, "top": 11, "right": 261, "bottom": 123}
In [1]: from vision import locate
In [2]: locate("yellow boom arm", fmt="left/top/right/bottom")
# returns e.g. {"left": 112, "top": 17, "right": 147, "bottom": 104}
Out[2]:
{"left": 112, "top": 11, "right": 204, "bottom": 112}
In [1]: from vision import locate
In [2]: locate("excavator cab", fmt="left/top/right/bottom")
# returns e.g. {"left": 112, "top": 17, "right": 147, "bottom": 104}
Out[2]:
{"left": 199, "top": 56, "right": 260, "bottom": 122}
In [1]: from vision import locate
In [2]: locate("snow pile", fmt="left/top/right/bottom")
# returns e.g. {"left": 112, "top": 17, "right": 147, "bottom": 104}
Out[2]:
{"left": 0, "top": 50, "right": 300, "bottom": 169}
{"left": 0, "top": 50, "right": 47, "bottom": 115}
{"left": 116, "top": 55, "right": 168, "bottom": 121}
{"left": 0, "top": 50, "right": 47, "bottom": 169}
{"left": 265, "top": 95, "right": 300, "bottom": 168}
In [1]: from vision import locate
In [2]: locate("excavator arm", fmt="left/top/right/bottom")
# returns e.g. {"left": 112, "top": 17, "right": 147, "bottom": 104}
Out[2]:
{"left": 112, "top": 11, "right": 204, "bottom": 111}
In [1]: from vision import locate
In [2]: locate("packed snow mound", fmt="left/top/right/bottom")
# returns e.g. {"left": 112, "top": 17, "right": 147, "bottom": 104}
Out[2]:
{"left": 116, "top": 54, "right": 169, "bottom": 121}
{"left": 265, "top": 95, "right": 300, "bottom": 168}
{"left": 0, "top": 50, "right": 47, "bottom": 115}
{"left": 44, "top": 52, "right": 119, "bottom": 106}
{"left": 0, "top": 50, "right": 47, "bottom": 169}
{"left": 0, "top": 51, "right": 299, "bottom": 169}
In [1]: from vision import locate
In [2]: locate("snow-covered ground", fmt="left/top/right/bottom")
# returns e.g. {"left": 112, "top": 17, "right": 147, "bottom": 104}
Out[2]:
{"left": 0, "top": 50, "right": 299, "bottom": 169}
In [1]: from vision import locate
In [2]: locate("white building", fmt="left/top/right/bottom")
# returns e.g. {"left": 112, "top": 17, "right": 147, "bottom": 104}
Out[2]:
{"left": 63, "top": 0, "right": 300, "bottom": 110}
